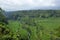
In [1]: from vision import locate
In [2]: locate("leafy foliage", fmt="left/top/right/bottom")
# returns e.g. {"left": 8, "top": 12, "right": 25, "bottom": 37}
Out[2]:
{"left": 0, "top": 8, "right": 60, "bottom": 40}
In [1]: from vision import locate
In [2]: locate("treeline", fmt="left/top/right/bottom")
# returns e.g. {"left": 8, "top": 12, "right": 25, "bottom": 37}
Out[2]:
{"left": 6, "top": 10, "right": 60, "bottom": 20}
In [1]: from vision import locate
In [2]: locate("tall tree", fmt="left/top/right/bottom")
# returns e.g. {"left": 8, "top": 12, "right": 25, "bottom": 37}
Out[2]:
{"left": 0, "top": 8, "right": 5, "bottom": 21}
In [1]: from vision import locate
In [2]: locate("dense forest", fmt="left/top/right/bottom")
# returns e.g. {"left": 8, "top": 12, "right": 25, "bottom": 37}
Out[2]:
{"left": 0, "top": 8, "right": 60, "bottom": 40}
{"left": 6, "top": 10, "right": 60, "bottom": 20}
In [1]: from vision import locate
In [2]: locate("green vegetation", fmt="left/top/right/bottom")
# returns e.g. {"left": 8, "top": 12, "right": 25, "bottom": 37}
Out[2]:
{"left": 0, "top": 8, "right": 60, "bottom": 40}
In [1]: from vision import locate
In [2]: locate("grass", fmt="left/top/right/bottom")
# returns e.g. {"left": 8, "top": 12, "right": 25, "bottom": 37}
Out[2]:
{"left": 7, "top": 18, "right": 60, "bottom": 40}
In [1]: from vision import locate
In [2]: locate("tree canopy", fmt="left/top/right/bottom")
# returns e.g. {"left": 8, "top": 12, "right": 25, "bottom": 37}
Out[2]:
{"left": 0, "top": 8, "right": 5, "bottom": 21}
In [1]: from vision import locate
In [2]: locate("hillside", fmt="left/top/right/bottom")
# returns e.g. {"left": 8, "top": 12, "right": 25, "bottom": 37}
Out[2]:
{"left": 5, "top": 10, "right": 60, "bottom": 20}
{"left": 0, "top": 9, "right": 60, "bottom": 40}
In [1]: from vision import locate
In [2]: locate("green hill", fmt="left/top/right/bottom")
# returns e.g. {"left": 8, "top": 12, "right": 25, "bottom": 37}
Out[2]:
{"left": 0, "top": 8, "right": 60, "bottom": 40}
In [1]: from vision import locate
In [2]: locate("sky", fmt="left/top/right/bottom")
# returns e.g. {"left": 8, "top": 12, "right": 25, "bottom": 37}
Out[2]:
{"left": 0, "top": 0, "right": 60, "bottom": 11}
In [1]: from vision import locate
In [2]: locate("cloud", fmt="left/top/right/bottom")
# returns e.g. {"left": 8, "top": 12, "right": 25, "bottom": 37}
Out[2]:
{"left": 0, "top": 0, "right": 60, "bottom": 11}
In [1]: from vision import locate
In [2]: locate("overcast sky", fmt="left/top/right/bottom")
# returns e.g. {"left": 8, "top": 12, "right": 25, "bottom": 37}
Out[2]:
{"left": 0, "top": 0, "right": 60, "bottom": 11}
